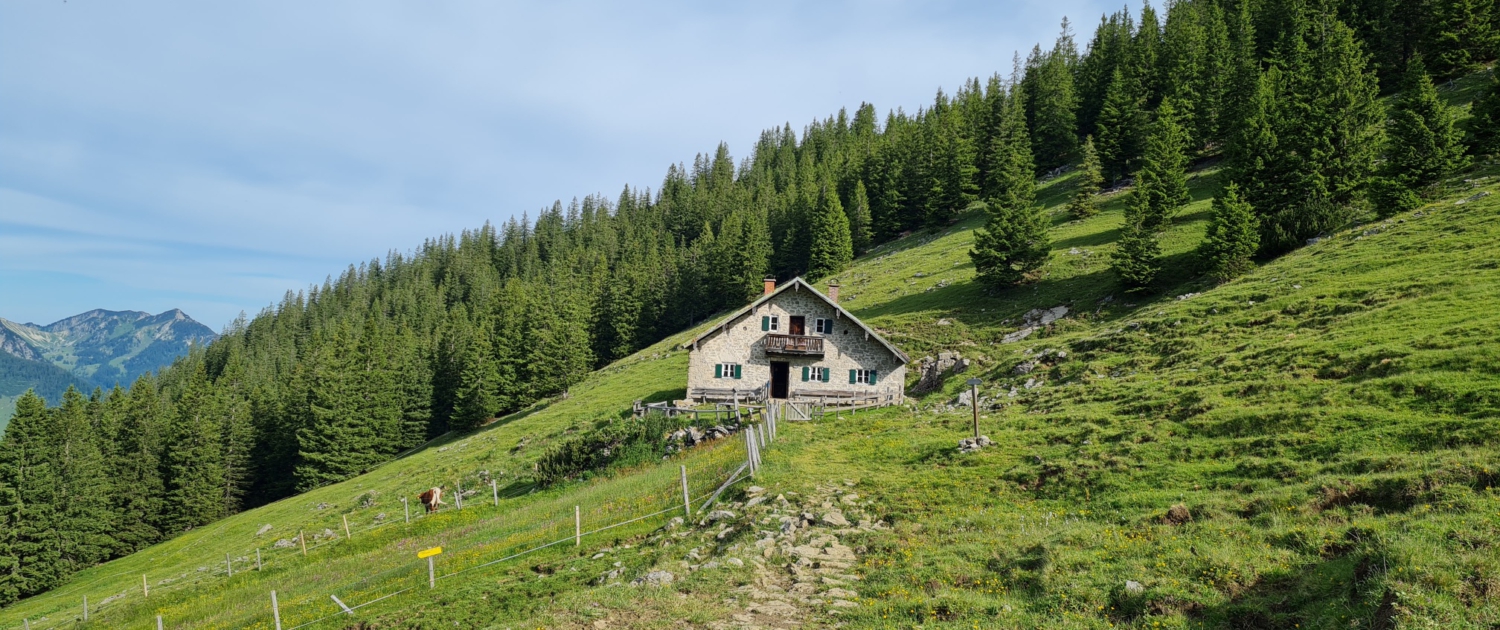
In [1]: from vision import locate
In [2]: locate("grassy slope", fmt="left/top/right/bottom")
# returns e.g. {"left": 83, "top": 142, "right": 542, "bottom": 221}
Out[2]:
{"left": 5, "top": 81, "right": 1500, "bottom": 629}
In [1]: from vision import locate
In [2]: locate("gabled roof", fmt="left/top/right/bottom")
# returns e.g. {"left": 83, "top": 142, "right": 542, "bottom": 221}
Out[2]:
{"left": 682, "top": 277, "right": 910, "bottom": 364}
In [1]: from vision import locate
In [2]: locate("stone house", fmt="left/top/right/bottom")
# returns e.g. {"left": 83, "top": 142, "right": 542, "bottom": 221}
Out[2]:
{"left": 683, "top": 278, "right": 909, "bottom": 405}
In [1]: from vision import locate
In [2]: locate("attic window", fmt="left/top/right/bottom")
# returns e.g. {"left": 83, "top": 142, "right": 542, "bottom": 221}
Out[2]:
{"left": 815, "top": 318, "right": 833, "bottom": 334}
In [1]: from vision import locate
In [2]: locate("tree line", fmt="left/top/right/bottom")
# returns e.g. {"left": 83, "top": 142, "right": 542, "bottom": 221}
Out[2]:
{"left": 3, "top": 0, "right": 1499, "bottom": 606}
{"left": 970, "top": 0, "right": 1499, "bottom": 289}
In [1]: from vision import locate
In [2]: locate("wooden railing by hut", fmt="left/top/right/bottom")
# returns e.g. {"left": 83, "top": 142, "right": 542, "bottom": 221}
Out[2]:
{"left": 762, "top": 333, "right": 824, "bottom": 356}
{"left": 685, "top": 381, "right": 770, "bottom": 405}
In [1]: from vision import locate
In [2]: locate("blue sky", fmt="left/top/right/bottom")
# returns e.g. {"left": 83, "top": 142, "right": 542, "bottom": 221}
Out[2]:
{"left": 1, "top": 0, "right": 1120, "bottom": 330}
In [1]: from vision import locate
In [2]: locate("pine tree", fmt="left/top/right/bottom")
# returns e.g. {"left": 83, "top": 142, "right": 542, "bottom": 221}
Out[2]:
{"left": 1026, "top": 21, "right": 1081, "bottom": 171}
{"left": 0, "top": 391, "right": 64, "bottom": 599}
{"left": 1095, "top": 67, "right": 1147, "bottom": 183}
{"left": 1112, "top": 192, "right": 1164, "bottom": 288}
{"left": 1200, "top": 183, "right": 1260, "bottom": 281}
{"left": 1381, "top": 55, "right": 1468, "bottom": 206}
{"left": 1068, "top": 136, "right": 1104, "bottom": 219}
{"left": 1134, "top": 98, "right": 1192, "bottom": 228}
{"left": 849, "top": 180, "right": 874, "bottom": 254}
{"left": 1471, "top": 71, "right": 1500, "bottom": 155}
{"left": 971, "top": 97, "right": 1048, "bottom": 289}
{"left": 807, "top": 183, "right": 854, "bottom": 281}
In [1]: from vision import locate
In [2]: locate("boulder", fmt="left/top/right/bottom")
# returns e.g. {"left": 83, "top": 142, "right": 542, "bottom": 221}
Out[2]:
{"left": 912, "top": 352, "right": 970, "bottom": 393}
{"left": 633, "top": 570, "right": 675, "bottom": 586}
{"left": 821, "top": 511, "right": 849, "bottom": 527}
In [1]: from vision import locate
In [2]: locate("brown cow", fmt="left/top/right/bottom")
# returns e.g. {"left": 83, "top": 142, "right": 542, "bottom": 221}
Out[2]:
{"left": 418, "top": 487, "right": 446, "bottom": 513}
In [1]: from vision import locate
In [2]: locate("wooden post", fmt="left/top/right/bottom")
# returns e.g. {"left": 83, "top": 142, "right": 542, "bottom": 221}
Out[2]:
{"left": 574, "top": 505, "right": 581, "bottom": 546}
{"left": 968, "top": 378, "right": 982, "bottom": 441}
{"left": 257, "top": 548, "right": 263, "bottom": 571}
{"left": 456, "top": 481, "right": 463, "bottom": 510}
{"left": 342, "top": 514, "right": 351, "bottom": 539}
{"left": 271, "top": 590, "right": 282, "bottom": 630}
{"left": 23, "top": 618, "right": 30, "bottom": 630}
{"left": 744, "top": 430, "right": 754, "bottom": 473}
{"left": 680, "top": 465, "right": 691, "bottom": 518}
{"left": 83, "top": 594, "right": 88, "bottom": 621}
{"left": 299, "top": 530, "right": 307, "bottom": 556}
{"left": 492, "top": 478, "right": 498, "bottom": 506}
{"left": 143, "top": 574, "right": 149, "bottom": 597}
{"left": 403, "top": 496, "right": 409, "bottom": 523}
{"left": 157, "top": 615, "right": 163, "bottom": 630}
{"left": 427, "top": 557, "right": 435, "bottom": 588}
{"left": 758, "top": 423, "right": 767, "bottom": 449}
{"left": 226, "top": 552, "right": 233, "bottom": 578}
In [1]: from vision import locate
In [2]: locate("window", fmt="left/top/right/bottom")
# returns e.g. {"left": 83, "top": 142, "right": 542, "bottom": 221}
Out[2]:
{"left": 849, "top": 369, "right": 879, "bottom": 385}
{"left": 761, "top": 315, "right": 780, "bottom": 332}
{"left": 814, "top": 318, "right": 834, "bottom": 334}
{"left": 714, "top": 363, "right": 742, "bottom": 379}
{"left": 801, "top": 366, "right": 830, "bottom": 382}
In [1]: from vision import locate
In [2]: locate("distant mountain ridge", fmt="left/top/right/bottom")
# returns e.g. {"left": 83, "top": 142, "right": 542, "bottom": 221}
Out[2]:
{"left": 0, "top": 308, "right": 217, "bottom": 428}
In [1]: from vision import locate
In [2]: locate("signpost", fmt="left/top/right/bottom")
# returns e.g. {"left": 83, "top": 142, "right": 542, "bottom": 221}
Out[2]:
{"left": 419, "top": 546, "right": 443, "bottom": 588}
{"left": 966, "top": 378, "right": 982, "bottom": 441}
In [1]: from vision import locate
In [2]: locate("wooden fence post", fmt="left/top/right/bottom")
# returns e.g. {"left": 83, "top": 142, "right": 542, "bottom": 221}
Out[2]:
{"left": 143, "top": 574, "right": 149, "bottom": 597}
{"left": 226, "top": 552, "right": 233, "bottom": 578}
{"left": 680, "top": 465, "right": 691, "bottom": 518}
{"left": 342, "top": 514, "right": 351, "bottom": 539}
{"left": 428, "top": 556, "right": 435, "bottom": 588}
{"left": 457, "top": 481, "right": 463, "bottom": 510}
{"left": 300, "top": 530, "right": 307, "bottom": 556}
{"left": 257, "top": 548, "right": 263, "bottom": 571}
{"left": 492, "top": 479, "right": 498, "bottom": 506}
{"left": 271, "top": 590, "right": 282, "bottom": 630}
{"left": 157, "top": 615, "right": 163, "bottom": 630}
{"left": 83, "top": 594, "right": 88, "bottom": 621}
{"left": 403, "top": 497, "right": 409, "bottom": 523}
{"left": 575, "top": 505, "right": 581, "bottom": 546}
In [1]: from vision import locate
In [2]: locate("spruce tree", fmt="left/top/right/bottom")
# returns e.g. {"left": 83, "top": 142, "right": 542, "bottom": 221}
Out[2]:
{"left": 1069, "top": 136, "right": 1104, "bottom": 219}
{"left": 1134, "top": 98, "right": 1192, "bottom": 228}
{"left": 0, "top": 391, "right": 64, "bottom": 598}
{"left": 51, "top": 386, "right": 117, "bottom": 570}
{"left": 1471, "top": 71, "right": 1500, "bottom": 155}
{"left": 1112, "top": 192, "right": 1164, "bottom": 288}
{"left": 1200, "top": 183, "right": 1260, "bottom": 281}
{"left": 451, "top": 330, "right": 500, "bottom": 432}
{"left": 1095, "top": 67, "right": 1147, "bottom": 183}
{"left": 110, "top": 375, "right": 166, "bottom": 553}
{"left": 0, "top": 474, "right": 18, "bottom": 606}
{"left": 971, "top": 97, "right": 1049, "bottom": 289}
{"left": 849, "top": 180, "right": 874, "bottom": 254}
{"left": 1430, "top": 0, "right": 1497, "bottom": 79}
{"left": 807, "top": 183, "right": 854, "bottom": 281}
{"left": 1026, "top": 21, "right": 1081, "bottom": 171}
{"left": 1381, "top": 55, "right": 1468, "bottom": 206}
{"left": 165, "top": 365, "right": 228, "bottom": 530}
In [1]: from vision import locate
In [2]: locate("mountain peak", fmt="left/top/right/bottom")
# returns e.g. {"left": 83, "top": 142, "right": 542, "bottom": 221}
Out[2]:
{"left": 0, "top": 307, "right": 219, "bottom": 392}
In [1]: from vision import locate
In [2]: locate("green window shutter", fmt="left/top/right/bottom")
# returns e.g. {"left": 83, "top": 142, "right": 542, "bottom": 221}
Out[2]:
{"left": 761, "top": 316, "right": 769, "bottom": 331}
{"left": 821, "top": 368, "right": 830, "bottom": 382}
{"left": 849, "top": 369, "right": 856, "bottom": 384}
{"left": 733, "top": 364, "right": 742, "bottom": 379}
{"left": 714, "top": 364, "right": 722, "bottom": 379}
{"left": 801, "top": 366, "right": 809, "bottom": 382}
{"left": 869, "top": 370, "right": 878, "bottom": 385}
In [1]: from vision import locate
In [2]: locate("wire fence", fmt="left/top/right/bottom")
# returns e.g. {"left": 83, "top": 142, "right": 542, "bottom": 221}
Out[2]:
{"left": 2, "top": 403, "right": 780, "bottom": 630}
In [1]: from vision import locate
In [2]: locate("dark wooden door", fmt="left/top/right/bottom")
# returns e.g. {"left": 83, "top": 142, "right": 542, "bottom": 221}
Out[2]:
{"left": 788, "top": 316, "right": 806, "bottom": 335}
{"left": 770, "top": 361, "right": 789, "bottom": 399}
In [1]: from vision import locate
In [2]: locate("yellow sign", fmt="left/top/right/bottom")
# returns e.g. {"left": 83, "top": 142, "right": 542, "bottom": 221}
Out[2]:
{"left": 417, "top": 546, "right": 443, "bottom": 559}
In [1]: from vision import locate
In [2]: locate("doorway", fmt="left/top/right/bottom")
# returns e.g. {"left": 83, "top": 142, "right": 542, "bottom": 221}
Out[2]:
{"left": 770, "top": 361, "right": 789, "bottom": 399}
{"left": 788, "top": 316, "right": 806, "bottom": 335}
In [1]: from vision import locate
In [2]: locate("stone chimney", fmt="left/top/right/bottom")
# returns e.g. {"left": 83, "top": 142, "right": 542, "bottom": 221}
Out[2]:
{"left": 763, "top": 277, "right": 777, "bottom": 296}
{"left": 827, "top": 282, "right": 840, "bottom": 302}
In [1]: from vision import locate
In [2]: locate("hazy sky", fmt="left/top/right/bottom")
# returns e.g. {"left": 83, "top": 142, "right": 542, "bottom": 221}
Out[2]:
{"left": 2, "top": 0, "right": 1120, "bottom": 330}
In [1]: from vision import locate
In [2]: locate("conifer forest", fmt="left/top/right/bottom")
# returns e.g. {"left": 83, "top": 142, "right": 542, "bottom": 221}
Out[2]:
{"left": 3, "top": 0, "right": 1499, "bottom": 607}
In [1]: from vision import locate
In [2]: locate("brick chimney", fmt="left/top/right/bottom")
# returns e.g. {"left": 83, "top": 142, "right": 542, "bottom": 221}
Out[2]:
{"left": 827, "top": 282, "right": 840, "bottom": 302}
{"left": 763, "top": 277, "right": 777, "bottom": 296}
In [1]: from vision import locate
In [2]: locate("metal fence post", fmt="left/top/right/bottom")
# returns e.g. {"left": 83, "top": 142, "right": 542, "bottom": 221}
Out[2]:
{"left": 271, "top": 590, "right": 282, "bottom": 630}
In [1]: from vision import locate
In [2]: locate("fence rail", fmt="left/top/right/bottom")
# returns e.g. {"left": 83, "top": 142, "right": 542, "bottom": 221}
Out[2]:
{"left": 2, "top": 402, "right": 780, "bottom": 630}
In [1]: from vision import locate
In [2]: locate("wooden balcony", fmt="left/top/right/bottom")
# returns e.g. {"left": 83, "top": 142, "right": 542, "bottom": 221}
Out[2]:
{"left": 764, "top": 333, "right": 824, "bottom": 356}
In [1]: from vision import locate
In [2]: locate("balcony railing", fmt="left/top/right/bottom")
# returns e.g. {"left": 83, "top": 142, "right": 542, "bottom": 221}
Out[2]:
{"left": 764, "top": 333, "right": 824, "bottom": 355}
